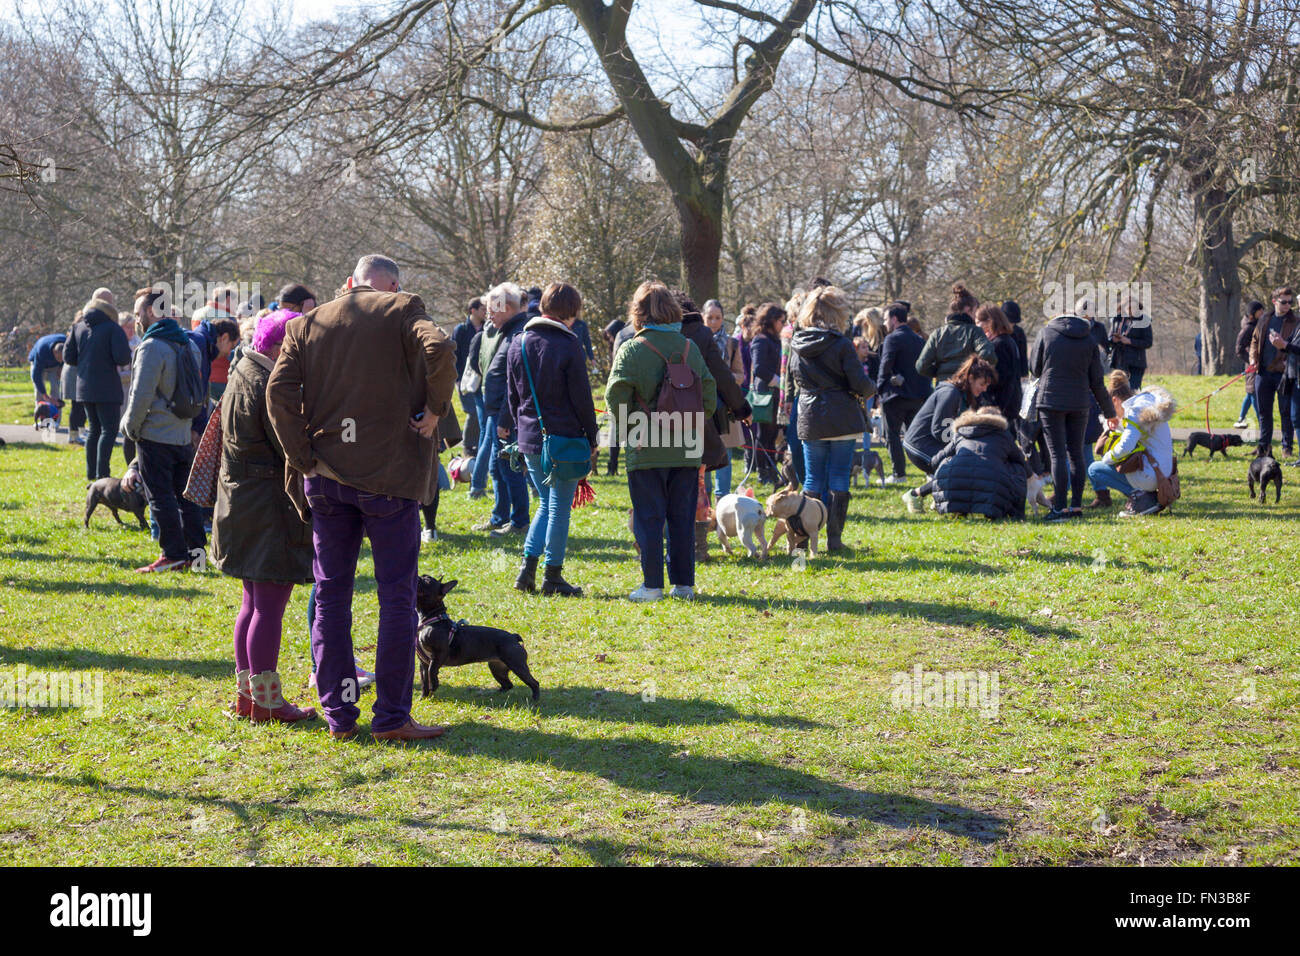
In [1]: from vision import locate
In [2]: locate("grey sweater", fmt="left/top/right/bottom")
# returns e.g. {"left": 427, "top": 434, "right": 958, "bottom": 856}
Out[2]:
{"left": 122, "top": 337, "right": 204, "bottom": 445}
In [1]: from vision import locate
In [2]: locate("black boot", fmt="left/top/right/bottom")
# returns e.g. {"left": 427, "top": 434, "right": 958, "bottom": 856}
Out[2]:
{"left": 542, "top": 564, "right": 582, "bottom": 597}
{"left": 514, "top": 555, "right": 539, "bottom": 593}
{"left": 694, "top": 520, "right": 712, "bottom": 563}
{"left": 826, "top": 491, "right": 849, "bottom": 552}
{"left": 606, "top": 447, "right": 619, "bottom": 476}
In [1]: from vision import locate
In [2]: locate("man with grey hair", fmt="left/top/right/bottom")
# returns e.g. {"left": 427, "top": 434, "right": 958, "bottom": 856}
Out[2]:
{"left": 471, "top": 282, "right": 531, "bottom": 534}
{"left": 268, "top": 254, "right": 456, "bottom": 741}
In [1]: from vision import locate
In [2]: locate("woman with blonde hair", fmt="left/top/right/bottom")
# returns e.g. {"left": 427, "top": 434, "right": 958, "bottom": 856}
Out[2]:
{"left": 788, "top": 286, "right": 876, "bottom": 550}
{"left": 1086, "top": 369, "right": 1177, "bottom": 517}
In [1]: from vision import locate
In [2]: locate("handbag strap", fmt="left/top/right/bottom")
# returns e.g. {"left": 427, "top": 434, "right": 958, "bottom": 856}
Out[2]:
{"left": 518, "top": 332, "right": 548, "bottom": 436}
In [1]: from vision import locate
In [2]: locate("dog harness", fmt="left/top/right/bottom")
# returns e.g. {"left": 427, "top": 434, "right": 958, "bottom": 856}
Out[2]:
{"left": 787, "top": 495, "right": 813, "bottom": 539}
{"left": 419, "top": 613, "right": 467, "bottom": 637}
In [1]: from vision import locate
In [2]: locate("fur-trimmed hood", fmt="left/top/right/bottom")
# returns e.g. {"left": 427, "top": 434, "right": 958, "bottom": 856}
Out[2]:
{"left": 1124, "top": 386, "right": 1177, "bottom": 427}
{"left": 952, "top": 407, "right": 1009, "bottom": 432}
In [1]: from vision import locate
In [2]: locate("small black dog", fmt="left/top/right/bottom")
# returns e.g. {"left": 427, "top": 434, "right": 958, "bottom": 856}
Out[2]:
{"left": 1248, "top": 449, "right": 1283, "bottom": 504}
{"left": 850, "top": 448, "right": 886, "bottom": 487}
{"left": 84, "top": 476, "right": 148, "bottom": 529}
{"left": 415, "top": 575, "right": 539, "bottom": 700}
{"left": 1184, "top": 431, "right": 1243, "bottom": 459}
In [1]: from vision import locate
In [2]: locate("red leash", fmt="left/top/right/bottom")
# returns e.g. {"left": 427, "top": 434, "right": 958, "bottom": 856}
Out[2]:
{"left": 1194, "top": 369, "right": 1249, "bottom": 437}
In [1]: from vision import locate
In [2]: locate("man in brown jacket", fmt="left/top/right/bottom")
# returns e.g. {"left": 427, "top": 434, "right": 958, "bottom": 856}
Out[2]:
{"left": 268, "top": 254, "right": 456, "bottom": 741}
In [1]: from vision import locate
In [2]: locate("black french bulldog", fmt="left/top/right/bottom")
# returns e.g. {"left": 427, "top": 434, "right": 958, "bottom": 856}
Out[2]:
{"left": 415, "top": 575, "right": 540, "bottom": 700}
{"left": 84, "top": 476, "right": 148, "bottom": 529}
{"left": 850, "top": 448, "right": 886, "bottom": 487}
{"left": 1184, "top": 431, "right": 1243, "bottom": 459}
{"left": 1248, "top": 449, "right": 1283, "bottom": 504}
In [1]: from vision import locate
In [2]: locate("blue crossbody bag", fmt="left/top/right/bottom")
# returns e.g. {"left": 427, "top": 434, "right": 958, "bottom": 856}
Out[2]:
{"left": 520, "top": 332, "right": 592, "bottom": 485}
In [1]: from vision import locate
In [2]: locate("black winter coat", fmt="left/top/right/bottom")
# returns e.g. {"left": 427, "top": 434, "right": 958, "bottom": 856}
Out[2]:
{"left": 681, "top": 312, "right": 751, "bottom": 469}
{"left": 1010, "top": 324, "right": 1030, "bottom": 379}
{"left": 789, "top": 328, "right": 875, "bottom": 440}
{"left": 1029, "top": 316, "right": 1114, "bottom": 416}
{"left": 931, "top": 408, "right": 1027, "bottom": 520}
{"left": 65, "top": 307, "right": 131, "bottom": 404}
{"left": 876, "top": 325, "right": 931, "bottom": 404}
{"left": 749, "top": 331, "right": 782, "bottom": 392}
{"left": 212, "top": 351, "right": 313, "bottom": 583}
{"left": 499, "top": 318, "right": 599, "bottom": 457}
{"left": 1107, "top": 314, "right": 1153, "bottom": 371}
{"left": 984, "top": 334, "right": 1023, "bottom": 423}
{"left": 903, "top": 381, "right": 966, "bottom": 463}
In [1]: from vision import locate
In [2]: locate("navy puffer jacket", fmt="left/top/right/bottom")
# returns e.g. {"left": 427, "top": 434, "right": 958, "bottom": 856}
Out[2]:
{"left": 931, "top": 408, "right": 1028, "bottom": 519}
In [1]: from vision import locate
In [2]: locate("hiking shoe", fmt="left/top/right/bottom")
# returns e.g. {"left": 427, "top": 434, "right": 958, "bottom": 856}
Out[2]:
{"left": 1044, "top": 509, "right": 1070, "bottom": 522}
{"left": 136, "top": 555, "right": 187, "bottom": 573}
{"left": 491, "top": 523, "right": 527, "bottom": 537}
{"left": 471, "top": 518, "right": 507, "bottom": 532}
{"left": 668, "top": 585, "right": 695, "bottom": 600}
{"left": 421, "top": 528, "right": 438, "bottom": 543}
{"left": 467, "top": 488, "right": 487, "bottom": 499}
{"left": 628, "top": 585, "right": 664, "bottom": 602}
{"left": 901, "top": 489, "right": 922, "bottom": 514}
{"left": 883, "top": 474, "right": 906, "bottom": 485}
{"left": 1119, "top": 491, "right": 1160, "bottom": 517}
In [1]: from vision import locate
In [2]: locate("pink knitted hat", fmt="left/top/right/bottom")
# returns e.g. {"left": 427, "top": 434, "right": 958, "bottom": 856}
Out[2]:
{"left": 252, "top": 308, "right": 300, "bottom": 354}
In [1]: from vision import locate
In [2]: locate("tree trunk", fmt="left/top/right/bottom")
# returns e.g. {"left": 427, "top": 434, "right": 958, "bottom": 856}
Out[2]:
{"left": 675, "top": 190, "right": 723, "bottom": 306}
{"left": 1193, "top": 186, "right": 1242, "bottom": 375}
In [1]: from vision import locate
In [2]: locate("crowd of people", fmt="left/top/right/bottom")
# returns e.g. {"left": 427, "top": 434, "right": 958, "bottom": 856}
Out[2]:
{"left": 26, "top": 256, "right": 1298, "bottom": 737}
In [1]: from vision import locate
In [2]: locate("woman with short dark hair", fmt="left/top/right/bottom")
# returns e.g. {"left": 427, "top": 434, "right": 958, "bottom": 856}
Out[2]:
{"left": 500, "top": 282, "right": 599, "bottom": 596}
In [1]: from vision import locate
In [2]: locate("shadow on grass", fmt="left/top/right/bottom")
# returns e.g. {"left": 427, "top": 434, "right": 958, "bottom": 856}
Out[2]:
{"left": 2, "top": 549, "right": 142, "bottom": 568}
{"left": 428, "top": 683, "right": 828, "bottom": 729}
{"left": 0, "top": 729, "right": 1007, "bottom": 854}
{"left": 689, "top": 593, "right": 1083, "bottom": 640}
{"left": 0, "top": 575, "right": 208, "bottom": 598}
{"left": 0, "top": 643, "right": 229, "bottom": 678}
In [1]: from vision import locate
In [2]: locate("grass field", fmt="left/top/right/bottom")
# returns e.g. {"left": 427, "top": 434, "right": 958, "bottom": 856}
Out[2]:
{"left": 0, "top": 370, "right": 1296, "bottom": 866}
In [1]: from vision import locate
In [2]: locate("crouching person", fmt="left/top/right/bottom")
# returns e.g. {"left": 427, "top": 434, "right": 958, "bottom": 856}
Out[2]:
{"left": 212, "top": 310, "right": 316, "bottom": 722}
{"left": 930, "top": 408, "right": 1028, "bottom": 519}
{"left": 1086, "top": 370, "right": 1177, "bottom": 517}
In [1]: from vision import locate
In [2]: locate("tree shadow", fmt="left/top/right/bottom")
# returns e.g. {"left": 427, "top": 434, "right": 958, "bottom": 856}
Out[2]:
{"left": 0, "top": 643, "right": 229, "bottom": 679}
{"left": 2, "top": 549, "right": 141, "bottom": 568}
{"left": 0, "top": 575, "right": 209, "bottom": 598}
{"left": 425, "top": 683, "right": 828, "bottom": 729}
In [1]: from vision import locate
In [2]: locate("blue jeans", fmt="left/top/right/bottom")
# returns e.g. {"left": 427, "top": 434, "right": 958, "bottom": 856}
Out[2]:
{"left": 786, "top": 404, "right": 806, "bottom": 486}
{"left": 712, "top": 458, "right": 732, "bottom": 497}
{"left": 469, "top": 392, "right": 491, "bottom": 492}
{"left": 1239, "top": 392, "right": 1258, "bottom": 422}
{"left": 1086, "top": 461, "right": 1136, "bottom": 498}
{"left": 523, "top": 454, "right": 578, "bottom": 565}
{"left": 487, "top": 413, "right": 530, "bottom": 528}
{"left": 802, "top": 439, "right": 854, "bottom": 496}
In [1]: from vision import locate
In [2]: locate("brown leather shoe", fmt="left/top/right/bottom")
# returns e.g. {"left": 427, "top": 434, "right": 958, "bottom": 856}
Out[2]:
{"left": 372, "top": 719, "right": 448, "bottom": 741}
{"left": 328, "top": 725, "right": 357, "bottom": 740}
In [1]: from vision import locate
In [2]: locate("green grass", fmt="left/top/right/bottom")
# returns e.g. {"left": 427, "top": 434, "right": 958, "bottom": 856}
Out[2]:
{"left": 0, "top": 371, "right": 1296, "bottom": 866}
{"left": 1, "top": 367, "right": 36, "bottom": 426}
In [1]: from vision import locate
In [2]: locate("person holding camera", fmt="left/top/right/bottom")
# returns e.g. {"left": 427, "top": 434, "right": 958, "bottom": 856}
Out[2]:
{"left": 1108, "top": 293, "right": 1152, "bottom": 390}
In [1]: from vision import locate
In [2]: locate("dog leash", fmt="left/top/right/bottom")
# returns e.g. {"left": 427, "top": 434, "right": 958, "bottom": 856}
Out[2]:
{"left": 1194, "top": 369, "right": 1249, "bottom": 437}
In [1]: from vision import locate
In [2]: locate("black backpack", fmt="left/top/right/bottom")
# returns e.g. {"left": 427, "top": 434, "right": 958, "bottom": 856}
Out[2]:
{"left": 165, "top": 341, "right": 206, "bottom": 420}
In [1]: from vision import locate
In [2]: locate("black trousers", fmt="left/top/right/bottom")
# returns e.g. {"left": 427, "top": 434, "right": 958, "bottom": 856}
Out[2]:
{"left": 421, "top": 483, "right": 440, "bottom": 531}
{"left": 83, "top": 401, "right": 120, "bottom": 480}
{"left": 1256, "top": 371, "right": 1293, "bottom": 453}
{"left": 459, "top": 391, "right": 479, "bottom": 455}
{"left": 1039, "top": 408, "right": 1088, "bottom": 511}
{"left": 136, "top": 438, "right": 206, "bottom": 561}
{"left": 1122, "top": 365, "right": 1145, "bottom": 391}
{"left": 628, "top": 466, "right": 698, "bottom": 589}
{"left": 881, "top": 397, "right": 924, "bottom": 478}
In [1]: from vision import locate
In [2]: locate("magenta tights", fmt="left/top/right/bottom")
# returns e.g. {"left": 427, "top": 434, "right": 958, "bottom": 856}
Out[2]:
{"left": 232, "top": 580, "right": 295, "bottom": 674}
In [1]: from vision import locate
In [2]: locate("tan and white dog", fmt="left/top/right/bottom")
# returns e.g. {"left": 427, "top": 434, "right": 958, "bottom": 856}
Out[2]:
{"left": 1026, "top": 472, "right": 1052, "bottom": 518}
{"left": 764, "top": 486, "right": 828, "bottom": 557}
{"left": 714, "top": 493, "right": 768, "bottom": 559}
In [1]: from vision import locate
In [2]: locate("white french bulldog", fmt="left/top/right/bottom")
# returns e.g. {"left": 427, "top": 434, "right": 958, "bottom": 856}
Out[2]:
{"left": 714, "top": 493, "right": 768, "bottom": 559}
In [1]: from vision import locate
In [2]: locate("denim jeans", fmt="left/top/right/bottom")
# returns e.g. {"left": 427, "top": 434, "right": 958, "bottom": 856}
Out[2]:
{"left": 785, "top": 403, "right": 805, "bottom": 487}
{"left": 712, "top": 458, "right": 732, "bottom": 497}
{"left": 135, "top": 438, "right": 206, "bottom": 561}
{"left": 469, "top": 392, "right": 491, "bottom": 492}
{"left": 486, "top": 413, "right": 530, "bottom": 527}
{"left": 83, "top": 401, "right": 121, "bottom": 480}
{"left": 523, "top": 454, "right": 578, "bottom": 565}
{"left": 628, "top": 467, "right": 698, "bottom": 589}
{"left": 1239, "top": 392, "right": 1258, "bottom": 423}
{"left": 802, "top": 439, "right": 854, "bottom": 496}
{"left": 1086, "top": 460, "right": 1137, "bottom": 498}
{"left": 304, "top": 475, "right": 419, "bottom": 734}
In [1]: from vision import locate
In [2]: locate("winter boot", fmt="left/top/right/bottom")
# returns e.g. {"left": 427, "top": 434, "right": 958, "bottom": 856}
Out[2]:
{"left": 541, "top": 564, "right": 582, "bottom": 596}
{"left": 827, "top": 490, "right": 850, "bottom": 552}
{"left": 227, "top": 668, "right": 252, "bottom": 720}
{"left": 249, "top": 670, "right": 316, "bottom": 723}
{"left": 694, "top": 520, "right": 712, "bottom": 563}
{"left": 514, "top": 554, "right": 539, "bottom": 593}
